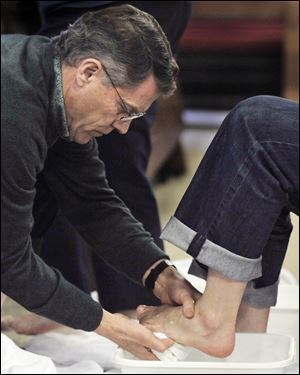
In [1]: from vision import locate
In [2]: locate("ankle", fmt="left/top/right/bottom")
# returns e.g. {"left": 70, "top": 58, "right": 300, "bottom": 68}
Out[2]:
{"left": 195, "top": 298, "right": 227, "bottom": 331}
{"left": 194, "top": 306, "right": 235, "bottom": 358}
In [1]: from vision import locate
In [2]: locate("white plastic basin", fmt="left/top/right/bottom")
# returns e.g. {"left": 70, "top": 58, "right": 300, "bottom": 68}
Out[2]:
{"left": 115, "top": 333, "right": 295, "bottom": 374}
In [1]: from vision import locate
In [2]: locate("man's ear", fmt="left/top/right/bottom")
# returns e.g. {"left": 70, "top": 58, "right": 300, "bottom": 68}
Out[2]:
{"left": 76, "top": 59, "right": 102, "bottom": 86}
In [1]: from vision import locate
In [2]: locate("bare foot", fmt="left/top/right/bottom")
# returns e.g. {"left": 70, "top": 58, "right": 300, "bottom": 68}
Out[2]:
{"left": 1, "top": 313, "right": 62, "bottom": 335}
{"left": 117, "top": 309, "right": 137, "bottom": 319}
{"left": 136, "top": 304, "right": 235, "bottom": 358}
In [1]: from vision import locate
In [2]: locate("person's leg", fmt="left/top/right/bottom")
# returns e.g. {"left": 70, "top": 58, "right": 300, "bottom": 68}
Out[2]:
{"left": 236, "top": 208, "right": 293, "bottom": 332}
{"left": 32, "top": 172, "right": 90, "bottom": 294}
{"left": 138, "top": 96, "right": 299, "bottom": 356}
{"left": 236, "top": 302, "right": 270, "bottom": 333}
{"left": 161, "top": 95, "right": 298, "bottom": 299}
{"left": 40, "top": 211, "right": 90, "bottom": 293}
{"left": 1, "top": 313, "right": 62, "bottom": 335}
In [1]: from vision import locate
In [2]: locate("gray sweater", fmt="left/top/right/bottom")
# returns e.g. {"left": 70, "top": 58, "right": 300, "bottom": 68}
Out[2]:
{"left": 1, "top": 34, "right": 168, "bottom": 331}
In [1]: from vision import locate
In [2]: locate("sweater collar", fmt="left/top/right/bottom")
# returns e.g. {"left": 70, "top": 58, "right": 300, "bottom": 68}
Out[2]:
{"left": 52, "top": 56, "right": 71, "bottom": 140}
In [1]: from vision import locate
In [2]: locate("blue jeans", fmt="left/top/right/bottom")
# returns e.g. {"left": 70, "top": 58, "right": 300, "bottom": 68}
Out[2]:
{"left": 161, "top": 96, "right": 299, "bottom": 308}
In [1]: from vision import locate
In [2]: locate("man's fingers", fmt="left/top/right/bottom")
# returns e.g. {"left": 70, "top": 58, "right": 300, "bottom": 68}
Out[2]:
{"left": 141, "top": 347, "right": 159, "bottom": 361}
{"left": 128, "top": 344, "right": 159, "bottom": 361}
{"left": 159, "top": 337, "right": 174, "bottom": 351}
{"left": 147, "top": 334, "right": 170, "bottom": 352}
{"left": 141, "top": 326, "right": 173, "bottom": 353}
{"left": 181, "top": 295, "right": 196, "bottom": 319}
{"left": 136, "top": 304, "right": 147, "bottom": 318}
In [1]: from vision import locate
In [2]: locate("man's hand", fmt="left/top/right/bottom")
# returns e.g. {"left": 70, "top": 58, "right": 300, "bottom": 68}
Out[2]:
{"left": 95, "top": 310, "right": 173, "bottom": 360}
{"left": 143, "top": 260, "right": 201, "bottom": 319}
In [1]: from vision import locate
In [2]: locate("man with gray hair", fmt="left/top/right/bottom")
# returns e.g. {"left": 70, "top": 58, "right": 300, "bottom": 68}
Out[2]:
{"left": 1, "top": 5, "right": 198, "bottom": 359}
{"left": 37, "top": 0, "right": 192, "bottom": 317}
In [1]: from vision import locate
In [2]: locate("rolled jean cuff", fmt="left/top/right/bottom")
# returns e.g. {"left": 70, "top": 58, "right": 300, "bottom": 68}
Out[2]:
{"left": 160, "top": 216, "right": 197, "bottom": 251}
{"left": 242, "top": 280, "right": 279, "bottom": 308}
{"left": 197, "top": 239, "right": 262, "bottom": 282}
{"left": 161, "top": 216, "right": 262, "bottom": 282}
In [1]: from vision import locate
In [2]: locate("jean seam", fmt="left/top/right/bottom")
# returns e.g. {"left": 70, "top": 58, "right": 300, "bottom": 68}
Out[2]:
{"left": 260, "top": 141, "right": 299, "bottom": 149}
{"left": 207, "top": 141, "right": 262, "bottom": 237}
{"left": 206, "top": 137, "right": 297, "bottom": 237}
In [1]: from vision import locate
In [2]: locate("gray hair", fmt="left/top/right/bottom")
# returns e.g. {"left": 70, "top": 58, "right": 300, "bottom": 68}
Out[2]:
{"left": 52, "top": 4, "right": 178, "bottom": 96}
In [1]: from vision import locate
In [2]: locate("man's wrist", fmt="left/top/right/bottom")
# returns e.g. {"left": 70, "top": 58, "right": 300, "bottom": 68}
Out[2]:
{"left": 95, "top": 310, "right": 113, "bottom": 337}
{"left": 143, "top": 259, "right": 176, "bottom": 290}
{"left": 142, "top": 259, "right": 166, "bottom": 286}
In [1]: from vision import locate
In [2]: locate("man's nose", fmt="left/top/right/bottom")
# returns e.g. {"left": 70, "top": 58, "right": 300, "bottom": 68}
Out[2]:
{"left": 113, "top": 120, "right": 131, "bottom": 134}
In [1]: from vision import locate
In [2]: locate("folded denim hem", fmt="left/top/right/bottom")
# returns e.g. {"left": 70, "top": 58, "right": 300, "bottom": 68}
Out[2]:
{"left": 242, "top": 280, "right": 279, "bottom": 308}
{"left": 197, "top": 239, "right": 262, "bottom": 282}
{"left": 160, "top": 216, "right": 197, "bottom": 251}
{"left": 161, "top": 216, "right": 262, "bottom": 282}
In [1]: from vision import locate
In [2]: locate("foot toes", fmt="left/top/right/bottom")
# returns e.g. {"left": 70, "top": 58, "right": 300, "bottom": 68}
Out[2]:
{"left": 136, "top": 305, "right": 147, "bottom": 317}
{"left": 136, "top": 305, "right": 156, "bottom": 320}
{"left": 1, "top": 315, "right": 15, "bottom": 330}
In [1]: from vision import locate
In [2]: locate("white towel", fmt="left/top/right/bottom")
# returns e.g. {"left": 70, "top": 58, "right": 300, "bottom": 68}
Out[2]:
{"left": 25, "top": 329, "right": 118, "bottom": 371}
{"left": 152, "top": 332, "right": 192, "bottom": 361}
{"left": 1, "top": 329, "right": 120, "bottom": 374}
{"left": 56, "top": 360, "right": 103, "bottom": 374}
{"left": 1, "top": 333, "right": 57, "bottom": 374}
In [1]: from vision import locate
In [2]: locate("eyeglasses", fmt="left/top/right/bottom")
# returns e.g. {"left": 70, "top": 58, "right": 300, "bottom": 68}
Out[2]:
{"left": 102, "top": 65, "right": 146, "bottom": 122}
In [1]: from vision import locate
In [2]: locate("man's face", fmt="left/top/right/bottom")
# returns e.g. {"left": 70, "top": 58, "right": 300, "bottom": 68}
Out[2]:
{"left": 62, "top": 59, "right": 159, "bottom": 144}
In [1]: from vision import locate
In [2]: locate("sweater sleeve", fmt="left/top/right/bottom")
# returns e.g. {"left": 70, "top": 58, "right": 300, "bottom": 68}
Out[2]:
{"left": 1, "top": 120, "right": 103, "bottom": 331}
{"left": 43, "top": 138, "right": 169, "bottom": 284}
